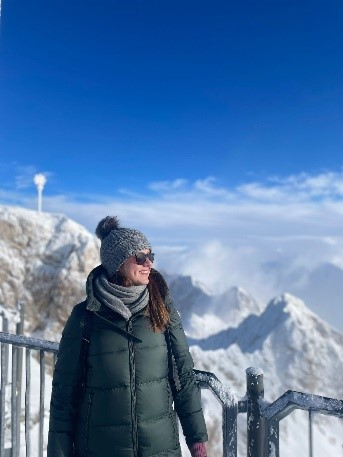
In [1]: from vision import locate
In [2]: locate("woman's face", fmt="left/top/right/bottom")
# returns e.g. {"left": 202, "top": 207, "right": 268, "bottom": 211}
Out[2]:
{"left": 119, "top": 249, "right": 153, "bottom": 286}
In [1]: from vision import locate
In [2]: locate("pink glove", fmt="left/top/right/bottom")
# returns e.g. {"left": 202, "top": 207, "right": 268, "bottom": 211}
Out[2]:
{"left": 188, "top": 442, "right": 207, "bottom": 457}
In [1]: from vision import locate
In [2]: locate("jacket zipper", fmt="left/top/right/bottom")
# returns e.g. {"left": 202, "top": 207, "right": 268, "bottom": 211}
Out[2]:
{"left": 84, "top": 391, "right": 94, "bottom": 452}
{"left": 127, "top": 318, "right": 138, "bottom": 457}
{"left": 94, "top": 311, "right": 142, "bottom": 343}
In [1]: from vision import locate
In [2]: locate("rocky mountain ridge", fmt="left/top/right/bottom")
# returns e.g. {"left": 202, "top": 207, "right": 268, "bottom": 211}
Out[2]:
{"left": 0, "top": 205, "right": 99, "bottom": 337}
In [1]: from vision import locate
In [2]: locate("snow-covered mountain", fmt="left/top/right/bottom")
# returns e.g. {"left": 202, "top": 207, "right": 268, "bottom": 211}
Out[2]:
{"left": 165, "top": 272, "right": 263, "bottom": 338}
{"left": 0, "top": 205, "right": 99, "bottom": 339}
{"left": 190, "top": 292, "right": 342, "bottom": 396}
{"left": 188, "top": 293, "right": 343, "bottom": 456}
{"left": 0, "top": 205, "right": 342, "bottom": 456}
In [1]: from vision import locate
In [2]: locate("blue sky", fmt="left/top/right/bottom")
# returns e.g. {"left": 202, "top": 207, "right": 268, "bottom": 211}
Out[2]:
{"left": 1, "top": 0, "right": 342, "bottom": 193}
{"left": 1, "top": 1, "right": 343, "bottom": 328}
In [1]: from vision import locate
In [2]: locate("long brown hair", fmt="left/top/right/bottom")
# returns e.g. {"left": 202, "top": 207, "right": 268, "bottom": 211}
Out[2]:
{"left": 110, "top": 271, "right": 170, "bottom": 332}
{"left": 147, "top": 274, "right": 170, "bottom": 332}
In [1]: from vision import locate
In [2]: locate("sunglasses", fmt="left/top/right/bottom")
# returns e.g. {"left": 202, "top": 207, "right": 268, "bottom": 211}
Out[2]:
{"left": 135, "top": 252, "right": 155, "bottom": 265}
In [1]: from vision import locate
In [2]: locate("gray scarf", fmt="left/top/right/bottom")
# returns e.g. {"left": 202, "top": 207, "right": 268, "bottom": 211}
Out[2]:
{"left": 89, "top": 273, "right": 149, "bottom": 321}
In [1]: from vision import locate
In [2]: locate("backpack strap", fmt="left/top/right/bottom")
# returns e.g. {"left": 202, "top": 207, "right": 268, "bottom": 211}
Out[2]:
{"left": 79, "top": 308, "right": 93, "bottom": 398}
{"left": 165, "top": 326, "right": 181, "bottom": 392}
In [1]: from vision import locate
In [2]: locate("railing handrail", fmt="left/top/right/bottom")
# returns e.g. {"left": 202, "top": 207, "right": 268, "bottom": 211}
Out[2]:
{"left": 263, "top": 389, "right": 343, "bottom": 422}
{"left": 194, "top": 369, "right": 236, "bottom": 405}
{"left": 0, "top": 331, "right": 59, "bottom": 353}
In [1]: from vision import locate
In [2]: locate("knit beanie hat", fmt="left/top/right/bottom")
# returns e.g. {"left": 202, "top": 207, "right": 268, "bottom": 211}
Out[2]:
{"left": 95, "top": 216, "right": 152, "bottom": 278}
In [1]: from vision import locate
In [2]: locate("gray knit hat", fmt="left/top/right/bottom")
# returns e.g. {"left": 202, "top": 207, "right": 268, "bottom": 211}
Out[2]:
{"left": 95, "top": 216, "right": 152, "bottom": 278}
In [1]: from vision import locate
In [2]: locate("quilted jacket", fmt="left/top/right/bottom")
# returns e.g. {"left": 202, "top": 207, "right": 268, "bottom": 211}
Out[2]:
{"left": 47, "top": 267, "right": 208, "bottom": 457}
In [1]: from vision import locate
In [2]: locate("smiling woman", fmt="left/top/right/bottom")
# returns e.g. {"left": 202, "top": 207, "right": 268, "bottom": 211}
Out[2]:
{"left": 119, "top": 249, "right": 155, "bottom": 286}
{"left": 47, "top": 215, "right": 208, "bottom": 457}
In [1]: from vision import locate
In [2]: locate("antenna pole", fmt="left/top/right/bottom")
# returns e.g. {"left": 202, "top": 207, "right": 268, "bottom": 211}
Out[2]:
{"left": 33, "top": 174, "right": 47, "bottom": 212}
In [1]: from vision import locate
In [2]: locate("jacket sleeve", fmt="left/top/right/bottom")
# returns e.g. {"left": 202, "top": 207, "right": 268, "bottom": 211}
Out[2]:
{"left": 167, "top": 299, "right": 208, "bottom": 446}
{"left": 47, "top": 302, "right": 86, "bottom": 457}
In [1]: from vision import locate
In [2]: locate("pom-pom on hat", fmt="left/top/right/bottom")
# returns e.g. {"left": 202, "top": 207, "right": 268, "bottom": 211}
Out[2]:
{"left": 95, "top": 216, "right": 152, "bottom": 278}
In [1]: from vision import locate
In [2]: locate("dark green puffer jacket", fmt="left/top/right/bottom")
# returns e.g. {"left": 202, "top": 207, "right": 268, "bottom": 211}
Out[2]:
{"left": 47, "top": 267, "right": 207, "bottom": 457}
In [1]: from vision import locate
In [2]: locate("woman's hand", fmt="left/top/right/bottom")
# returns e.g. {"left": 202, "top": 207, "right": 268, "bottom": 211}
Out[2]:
{"left": 188, "top": 442, "right": 207, "bottom": 457}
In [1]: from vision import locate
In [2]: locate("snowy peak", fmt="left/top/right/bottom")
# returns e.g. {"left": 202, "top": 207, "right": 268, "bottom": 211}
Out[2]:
{"left": 166, "top": 271, "right": 263, "bottom": 337}
{"left": 0, "top": 205, "right": 100, "bottom": 337}
{"left": 186, "top": 286, "right": 263, "bottom": 338}
{"left": 188, "top": 292, "right": 342, "bottom": 353}
{"left": 212, "top": 285, "right": 262, "bottom": 318}
{"left": 268, "top": 292, "right": 311, "bottom": 317}
{"left": 266, "top": 292, "right": 341, "bottom": 343}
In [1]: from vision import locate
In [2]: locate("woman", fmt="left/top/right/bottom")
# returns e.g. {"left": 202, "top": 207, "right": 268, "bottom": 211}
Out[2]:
{"left": 48, "top": 216, "right": 208, "bottom": 457}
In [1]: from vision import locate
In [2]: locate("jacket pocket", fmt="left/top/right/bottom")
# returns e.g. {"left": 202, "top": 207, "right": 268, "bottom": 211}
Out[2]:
{"left": 84, "top": 392, "right": 94, "bottom": 452}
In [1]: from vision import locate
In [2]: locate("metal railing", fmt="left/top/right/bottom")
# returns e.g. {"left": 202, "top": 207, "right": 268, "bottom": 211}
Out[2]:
{"left": 0, "top": 330, "right": 342, "bottom": 457}
{"left": 196, "top": 367, "right": 343, "bottom": 457}
{"left": 0, "top": 326, "right": 58, "bottom": 457}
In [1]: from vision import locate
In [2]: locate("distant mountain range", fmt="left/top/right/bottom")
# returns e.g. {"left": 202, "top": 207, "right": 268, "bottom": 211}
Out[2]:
{"left": 1, "top": 204, "right": 342, "bottom": 456}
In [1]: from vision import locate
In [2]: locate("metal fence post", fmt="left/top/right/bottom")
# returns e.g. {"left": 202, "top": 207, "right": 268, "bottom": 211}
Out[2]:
{"left": 11, "top": 346, "right": 18, "bottom": 457}
{"left": 309, "top": 410, "right": 313, "bottom": 457}
{"left": 222, "top": 397, "right": 238, "bottom": 457}
{"left": 246, "top": 367, "right": 264, "bottom": 457}
{"left": 0, "top": 312, "right": 9, "bottom": 386}
{"left": 265, "top": 418, "right": 279, "bottom": 457}
{"left": 0, "top": 312, "right": 9, "bottom": 457}
{"left": 0, "top": 341, "right": 6, "bottom": 457}
{"left": 15, "top": 302, "right": 25, "bottom": 456}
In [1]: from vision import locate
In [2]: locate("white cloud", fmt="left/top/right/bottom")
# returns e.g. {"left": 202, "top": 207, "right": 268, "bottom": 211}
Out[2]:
{"left": 233, "top": 170, "right": 343, "bottom": 203}
{"left": 194, "top": 177, "right": 232, "bottom": 198}
{"left": 237, "top": 182, "right": 288, "bottom": 201}
{"left": 149, "top": 178, "right": 188, "bottom": 193}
